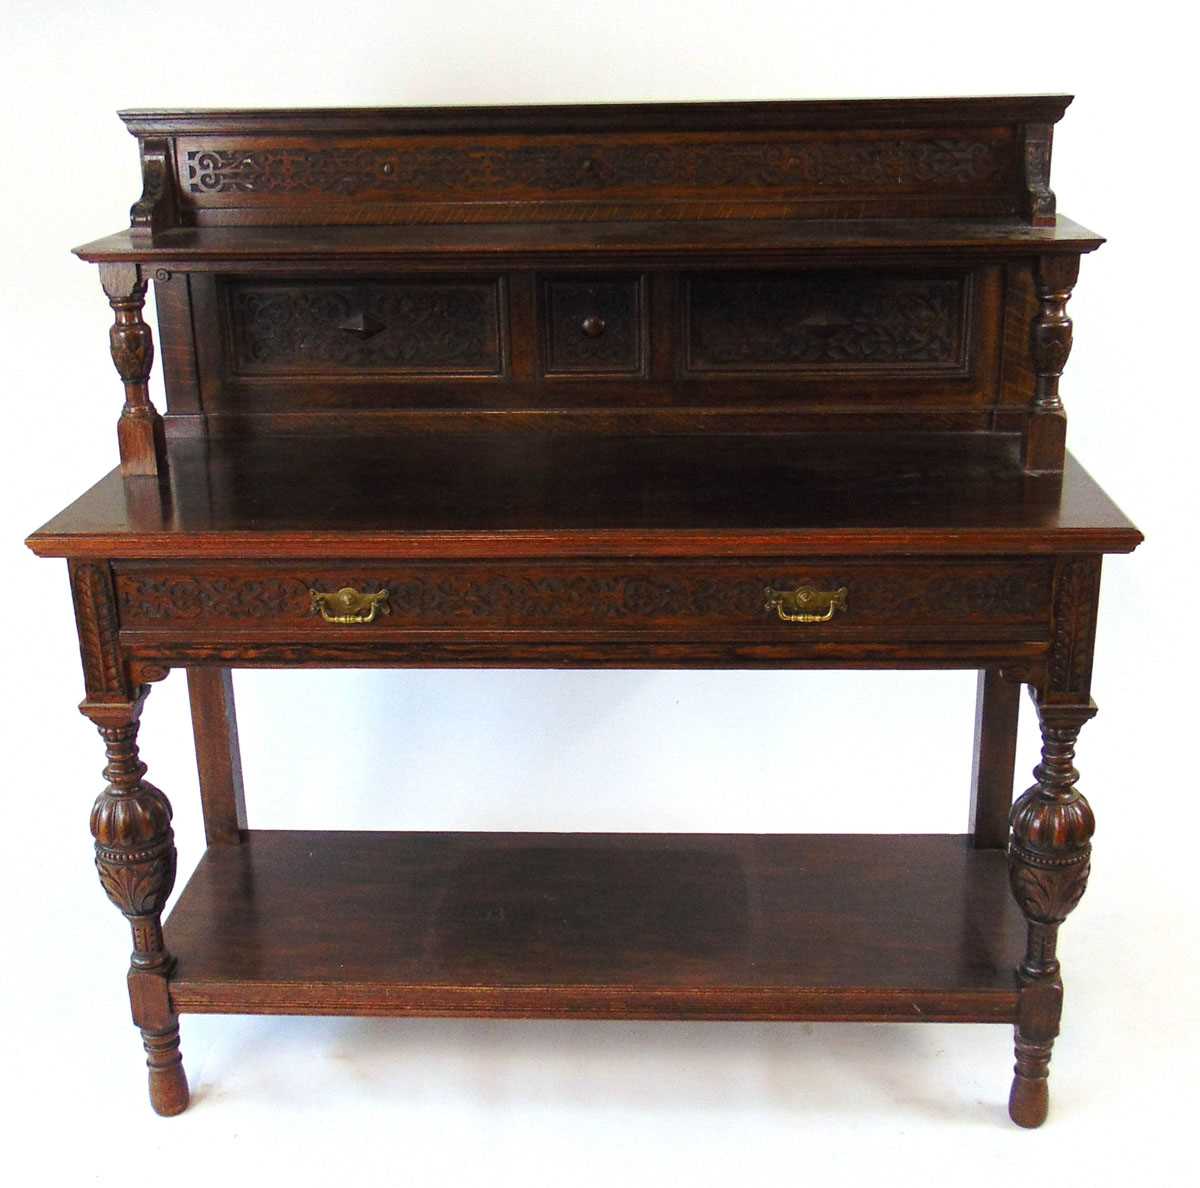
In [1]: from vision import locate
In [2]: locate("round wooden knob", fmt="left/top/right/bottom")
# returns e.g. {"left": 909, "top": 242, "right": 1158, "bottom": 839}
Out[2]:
{"left": 581, "top": 315, "right": 606, "bottom": 338}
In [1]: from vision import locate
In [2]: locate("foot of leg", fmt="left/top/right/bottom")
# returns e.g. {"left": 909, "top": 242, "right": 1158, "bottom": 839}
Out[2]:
{"left": 1009, "top": 1031, "right": 1052, "bottom": 1127}
{"left": 144, "top": 1024, "right": 190, "bottom": 1116}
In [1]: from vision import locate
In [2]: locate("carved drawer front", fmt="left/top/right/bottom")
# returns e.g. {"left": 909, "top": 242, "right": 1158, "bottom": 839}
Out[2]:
{"left": 223, "top": 277, "right": 506, "bottom": 376}
{"left": 682, "top": 269, "right": 973, "bottom": 378}
{"left": 114, "top": 559, "right": 1053, "bottom": 637}
{"left": 540, "top": 275, "right": 646, "bottom": 376}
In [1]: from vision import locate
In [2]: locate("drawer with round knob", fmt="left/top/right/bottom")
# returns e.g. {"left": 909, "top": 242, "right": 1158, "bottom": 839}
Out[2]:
{"left": 539, "top": 275, "right": 647, "bottom": 377}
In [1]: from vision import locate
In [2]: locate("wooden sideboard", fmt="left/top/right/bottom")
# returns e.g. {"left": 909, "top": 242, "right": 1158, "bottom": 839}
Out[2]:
{"left": 25, "top": 96, "right": 1141, "bottom": 1126}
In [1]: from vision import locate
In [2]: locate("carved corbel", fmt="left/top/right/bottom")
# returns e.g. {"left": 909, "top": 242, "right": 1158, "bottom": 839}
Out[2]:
{"left": 129, "top": 137, "right": 178, "bottom": 240}
{"left": 1022, "top": 123, "right": 1057, "bottom": 226}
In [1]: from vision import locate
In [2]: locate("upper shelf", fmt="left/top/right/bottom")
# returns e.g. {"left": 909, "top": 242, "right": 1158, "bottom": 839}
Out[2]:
{"left": 74, "top": 215, "right": 1103, "bottom": 268}
{"left": 107, "top": 95, "right": 1078, "bottom": 240}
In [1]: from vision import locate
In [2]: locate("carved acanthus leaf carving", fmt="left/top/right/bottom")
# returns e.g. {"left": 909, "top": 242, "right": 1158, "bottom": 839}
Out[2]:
{"left": 1049, "top": 558, "right": 1101, "bottom": 699}
{"left": 71, "top": 563, "right": 125, "bottom": 699}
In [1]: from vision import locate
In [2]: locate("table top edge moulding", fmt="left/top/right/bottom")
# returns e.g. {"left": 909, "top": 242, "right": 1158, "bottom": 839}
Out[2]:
{"left": 28, "top": 95, "right": 1141, "bottom": 1127}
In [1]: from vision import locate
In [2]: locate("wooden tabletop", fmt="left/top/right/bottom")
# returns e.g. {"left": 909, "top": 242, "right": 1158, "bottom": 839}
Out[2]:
{"left": 27, "top": 431, "right": 1142, "bottom": 560}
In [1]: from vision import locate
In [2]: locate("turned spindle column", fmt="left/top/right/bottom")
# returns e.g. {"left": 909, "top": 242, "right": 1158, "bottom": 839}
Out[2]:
{"left": 99, "top": 261, "right": 167, "bottom": 478}
{"left": 1025, "top": 253, "right": 1080, "bottom": 475}
{"left": 1006, "top": 697, "right": 1096, "bottom": 1127}
{"left": 84, "top": 694, "right": 189, "bottom": 1116}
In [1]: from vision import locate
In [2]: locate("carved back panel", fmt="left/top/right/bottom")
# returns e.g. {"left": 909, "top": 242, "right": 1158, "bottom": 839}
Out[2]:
{"left": 121, "top": 97, "right": 1069, "bottom": 229}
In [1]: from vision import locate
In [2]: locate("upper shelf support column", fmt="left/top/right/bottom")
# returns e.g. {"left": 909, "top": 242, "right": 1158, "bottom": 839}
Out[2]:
{"left": 1025, "top": 254, "right": 1080, "bottom": 475}
{"left": 99, "top": 262, "right": 167, "bottom": 479}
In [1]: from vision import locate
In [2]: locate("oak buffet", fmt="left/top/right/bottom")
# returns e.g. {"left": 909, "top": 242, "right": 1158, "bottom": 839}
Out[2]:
{"left": 25, "top": 96, "right": 1142, "bottom": 1126}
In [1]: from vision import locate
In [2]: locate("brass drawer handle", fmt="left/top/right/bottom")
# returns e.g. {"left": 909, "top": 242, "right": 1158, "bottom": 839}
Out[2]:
{"left": 310, "top": 586, "right": 390, "bottom": 625}
{"left": 764, "top": 585, "right": 848, "bottom": 623}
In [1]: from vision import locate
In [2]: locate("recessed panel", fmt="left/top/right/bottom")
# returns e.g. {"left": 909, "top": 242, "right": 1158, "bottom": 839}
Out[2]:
{"left": 541, "top": 276, "right": 646, "bottom": 376}
{"left": 225, "top": 277, "right": 504, "bottom": 376}
{"left": 684, "top": 270, "right": 972, "bottom": 377}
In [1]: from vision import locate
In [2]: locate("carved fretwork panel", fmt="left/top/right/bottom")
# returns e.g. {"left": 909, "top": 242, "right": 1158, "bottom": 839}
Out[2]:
{"left": 178, "top": 132, "right": 1018, "bottom": 225}
{"left": 683, "top": 271, "right": 972, "bottom": 376}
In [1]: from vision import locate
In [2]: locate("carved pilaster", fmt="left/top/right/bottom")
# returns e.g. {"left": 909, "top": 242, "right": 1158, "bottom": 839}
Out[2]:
{"left": 99, "top": 261, "right": 167, "bottom": 478}
{"left": 69, "top": 562, "right": 125, "bottom": 701}
{"left": 1047, "top": 556, "right": 1102, "bottom": 703}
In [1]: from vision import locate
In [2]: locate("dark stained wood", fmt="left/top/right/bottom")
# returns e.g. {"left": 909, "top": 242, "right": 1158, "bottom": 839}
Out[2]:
{"left": 118, "top": 96, "right": 1074, "bottom": 136}
{"left": 114, "top": 97, "right": 1074, "bottom": 230}
{"left": 98, "top": 262, "right": 168, "bottom": 477}
{"left": 30, "top": 97, "right": 1142, "bottom": 1124}
{"left": 969, "top": 669, "right": 1021, "bottom": 848}
{"left": 74, "top": 216, "right": 1104, "bottom": 267}
{"left": 186, "top": 668, "right": 247, "bottom": 845}
{"left": 25, "top": 435, "right": 1142, "bottom": 560}
{"left": 165, "top": 830, "right": 1025, "bottom": 1021}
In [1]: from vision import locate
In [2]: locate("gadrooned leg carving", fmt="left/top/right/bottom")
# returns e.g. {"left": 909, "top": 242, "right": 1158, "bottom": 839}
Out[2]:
{"left": 1006, "top": 697, "right": 1096, "bottom": 1127}
{"left": 85, "top": 696, "right": 189, "bottom": 1116}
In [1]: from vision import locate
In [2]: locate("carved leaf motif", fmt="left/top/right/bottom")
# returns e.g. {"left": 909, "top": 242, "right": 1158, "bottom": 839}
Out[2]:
{"left": 95, "top": 849, "right": 177, "bottom": 917}
{"left": 1050, "top": 559, "right": 1100, "bottom": 696}
{"left": 71, "top": 564, "right": 124, "bottom": 698}
{"left": 1009, "top": 859, "right": 1090, "bottom": 924}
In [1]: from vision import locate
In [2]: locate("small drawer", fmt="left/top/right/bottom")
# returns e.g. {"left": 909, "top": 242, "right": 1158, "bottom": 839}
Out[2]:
{"left": 682, "top": 269, "right": 973, "bottom": 378}
{"left": 540, "top": 275, "right": 646, "bottom": 376}
{"left": 223, "top": 276, "right": 506, "bottom": 376}
{"left": 114, "top": 559, "right": 1053, "bottom": 638}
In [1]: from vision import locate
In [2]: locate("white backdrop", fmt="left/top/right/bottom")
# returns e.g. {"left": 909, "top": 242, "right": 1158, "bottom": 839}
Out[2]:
{"left": 1, "top": 1, "right": 1193, "bottom": 1182}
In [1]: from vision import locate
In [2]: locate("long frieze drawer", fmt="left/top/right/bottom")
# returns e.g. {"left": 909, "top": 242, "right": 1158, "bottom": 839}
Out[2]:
{"left": 682, "top": 269, "right": 973, "bottom": 377}
{"left": 223, "top": 277, "right": 506, "bottom": 376}
{"left": 113, "top": 560, "right": 1054, "bottom": 634}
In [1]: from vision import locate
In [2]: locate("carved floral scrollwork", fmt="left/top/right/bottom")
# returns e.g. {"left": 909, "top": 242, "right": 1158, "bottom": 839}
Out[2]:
{"left": 185, "top": 137, "right": 1010, "bottom": 199}
{"left": 114, "top": 563, "right": 1054, "bottom": 627}
{"left": 685, "top": 272, "right": 968, "bottom": 372}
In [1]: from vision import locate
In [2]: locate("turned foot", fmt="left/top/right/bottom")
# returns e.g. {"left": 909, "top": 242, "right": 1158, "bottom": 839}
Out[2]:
{"left": 144, "top": 1025, "right": 190, "bottom": 1116}
{"left": 1008, "top": 1032, "right": 1052, "bottom": 1127}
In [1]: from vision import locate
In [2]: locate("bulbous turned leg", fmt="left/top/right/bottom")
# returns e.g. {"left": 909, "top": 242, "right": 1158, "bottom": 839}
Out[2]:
{"left": 85, "top": 694, "right": 190, "bottom": 1116}
{"left": 1006, "top": 698, "right": 1096, "bottom": 1127}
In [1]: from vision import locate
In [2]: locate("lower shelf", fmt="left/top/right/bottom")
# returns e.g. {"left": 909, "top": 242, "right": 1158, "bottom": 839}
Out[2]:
{"left": 164, "top": 830, "right": 1024, "bottom": 1022}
